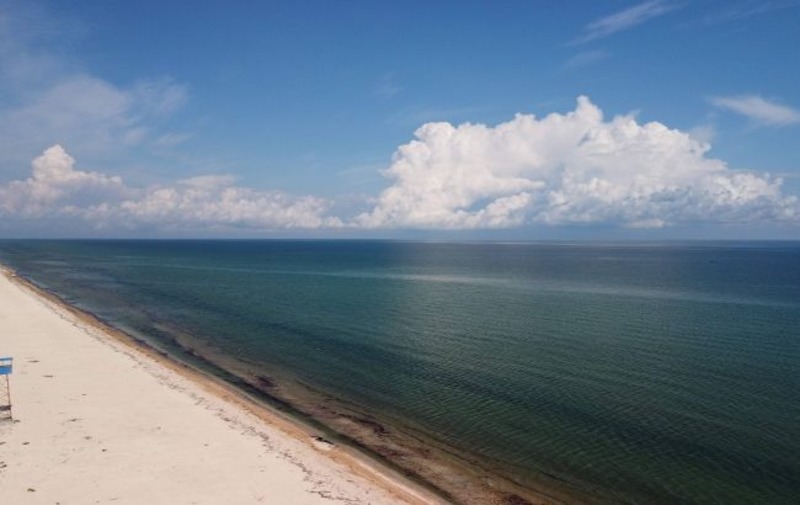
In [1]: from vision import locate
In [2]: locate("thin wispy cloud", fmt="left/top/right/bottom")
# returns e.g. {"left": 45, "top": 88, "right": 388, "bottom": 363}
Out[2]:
{"left": 699, "top": 0, "right": 800, "bottom": 25}
{"left": 0, "top": 3, "right": 190, "bottom": 171}
{"left": 572, "top": 1, "right": 677, "bottom": 44}
{"left": 374, "top": 72, "right": 402, "bottom": 99}
{"left": 154, "top": 132, "right": 193, "bottom": 147}
{"left": 710, "top": 95, "right": 800, "bottom": 126}
{"left": 561, "top": 50, "right": 611, "bottom": 70}
{"left": 688, "top": 124, "right": 716, "bottom": 145}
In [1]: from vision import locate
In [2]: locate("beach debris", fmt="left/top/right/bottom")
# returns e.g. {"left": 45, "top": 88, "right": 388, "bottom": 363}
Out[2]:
{"left": 340, "top": 413, "right": 388, "bottom": 436}
{"left": 375, "top": 445, "right": 405, "bottom": 458}
{"left": 503, "top": 493, "right": 533, "bottom": 505}
{"left": 311, "top": 436, "right": 335, "bottom": 451}
{"left": 254, "top": 375, "right": 276, "bottom": 390}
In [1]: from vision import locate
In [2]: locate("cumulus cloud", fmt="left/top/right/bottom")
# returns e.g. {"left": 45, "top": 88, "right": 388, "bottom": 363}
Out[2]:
{"left": 356, "top": 97, "right": 798, "bottom": 229}
{"left": 3, "top": 100, "right": 799, "bottom": 235}
{"left": 573, "top": 1, "right": 677, "bottom": 44}
{"left": 710, "top": 95, "right": 800, "bottom": 126}
{"left": 0, "top": 145, "right": 340, "bottom": 231}
{"left": 105, "top": 177, "right": 339, "bottom": 230}
{"left": 0, "top": 145, "right": 126, "bottom": 217}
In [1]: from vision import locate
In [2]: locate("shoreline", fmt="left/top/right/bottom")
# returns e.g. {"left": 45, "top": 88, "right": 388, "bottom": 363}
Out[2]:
{"left": 1, "top": 264, "right": 588, "bottom": 505}
{"left": 0, "top": 265, "right": 444, "bottom": 504}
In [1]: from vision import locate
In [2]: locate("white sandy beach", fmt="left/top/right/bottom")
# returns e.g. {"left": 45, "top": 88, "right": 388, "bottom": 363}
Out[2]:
{"left": 0, "top": 268, "right": 439, "bottom": 505}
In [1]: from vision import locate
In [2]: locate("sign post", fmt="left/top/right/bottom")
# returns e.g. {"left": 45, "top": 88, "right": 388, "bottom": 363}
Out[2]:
{"left": 0, "top": 357, "right": 12, "bottom": 421}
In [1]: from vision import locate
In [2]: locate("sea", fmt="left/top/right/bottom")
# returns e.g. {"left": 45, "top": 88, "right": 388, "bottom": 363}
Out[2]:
{"left": 0, "top": 240, "right": 798, "bottom": 504}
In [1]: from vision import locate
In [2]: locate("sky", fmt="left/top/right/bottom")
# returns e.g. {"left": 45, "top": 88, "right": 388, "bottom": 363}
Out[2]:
{"left": 0, "top": 0, "right": 799, "bottom": 239}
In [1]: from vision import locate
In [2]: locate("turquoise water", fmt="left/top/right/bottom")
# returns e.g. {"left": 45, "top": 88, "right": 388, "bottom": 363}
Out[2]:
{"left": 1, "top": 240, "right": 798, "bottom": 503}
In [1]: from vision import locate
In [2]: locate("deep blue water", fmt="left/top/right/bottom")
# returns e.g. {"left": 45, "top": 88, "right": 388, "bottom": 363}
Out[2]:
{"left": 1, "top": 240, "right": 798, "bottom": 503}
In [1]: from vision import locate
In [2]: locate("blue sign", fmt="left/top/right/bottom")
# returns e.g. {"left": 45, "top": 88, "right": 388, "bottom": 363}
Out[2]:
{"left": 0, "top": 357, "right": 12, "bottom": 375}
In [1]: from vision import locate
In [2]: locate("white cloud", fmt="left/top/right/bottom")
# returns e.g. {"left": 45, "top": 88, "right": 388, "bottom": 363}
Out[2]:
{"left": 699, "top": 1, "right": 800, "bottom": 26}
{"left": 3, "top": 101, "right": 799, "bottom": 235}
{"left": 573, "top": 1, "right": 677, "bottom": 44}
{"left": 374, "top": 72, "right": 402, "bottom": 99}
{"left": 0, "top": 145, "right": 127, "bottom": 217}
{"left": 107, "top": 178, "right": 339, "bottom": 230}
{"left": 154, "top": 132, "right": 194, "bottom": 147}
{"left": 131, "top": 78, "right": 188, "bottom": 117}
{"left": 0, "top": 145, "right": 341, "bottom": 231}
{"left": 561, "top": 50, "right": 611, "bottom": 70}
{"left": 0, "top": 73, "right": 188, "bottom": 162}
{"left": 356, "top": 97, "right": 798, "bottom": 229}
{"left": 0, "top": 3, "right": 189, "bottom": 169}
{"left": 0, "top": 1, "right": 74, "bottom": 87}
{"left": 688, "top": 124, "right": 716, "bottom": 144}
{"left": 710, "top": 95, "right": 800, "bottom": 126}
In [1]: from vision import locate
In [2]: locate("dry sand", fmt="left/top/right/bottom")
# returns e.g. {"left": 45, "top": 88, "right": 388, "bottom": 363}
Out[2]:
{"left": 0, "top": 267, "right": 443, "bottom": 505}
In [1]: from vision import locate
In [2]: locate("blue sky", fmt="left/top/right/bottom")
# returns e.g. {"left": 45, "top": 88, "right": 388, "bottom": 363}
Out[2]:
{"left": 0, "top": 0, "right": 799, "bottom": 238}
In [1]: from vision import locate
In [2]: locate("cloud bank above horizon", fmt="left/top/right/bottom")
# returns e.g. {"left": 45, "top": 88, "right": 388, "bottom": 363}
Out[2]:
{"left": 0, "top": 145, "right": 340, "bottom": 233}
{"left": 0, "top": 97, "right": 797, "bottom": 235}
{"left": 358, "top": 96, "right": 797, "bottom": 230}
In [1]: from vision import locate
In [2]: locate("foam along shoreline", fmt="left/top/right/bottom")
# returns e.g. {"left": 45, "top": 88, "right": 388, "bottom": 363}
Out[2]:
{"left": 0, "top": 266, "right": 444, "bottom": 505}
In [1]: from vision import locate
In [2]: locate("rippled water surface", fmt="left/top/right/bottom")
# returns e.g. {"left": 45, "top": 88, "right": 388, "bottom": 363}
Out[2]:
{"left": 1, "top": 240, "right": 798, "bottom": 503}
